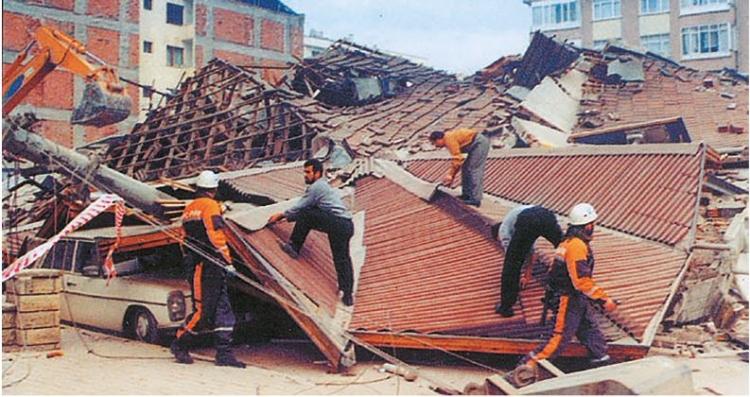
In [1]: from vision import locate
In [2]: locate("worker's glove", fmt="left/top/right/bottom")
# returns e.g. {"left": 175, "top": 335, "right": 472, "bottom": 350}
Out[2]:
{"left": 602, "top": 298, "right": 617, "bottom": 313}
{"left": 224, "top": 264, "right": 237, "bottom": 275}
{"left": 441, "top": 174, "right": 453, "bottom": 186}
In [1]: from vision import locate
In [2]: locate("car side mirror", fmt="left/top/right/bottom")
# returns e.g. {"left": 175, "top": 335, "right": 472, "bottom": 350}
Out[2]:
{"left": 81, "top": 265, "right": 101, "bottom": 277}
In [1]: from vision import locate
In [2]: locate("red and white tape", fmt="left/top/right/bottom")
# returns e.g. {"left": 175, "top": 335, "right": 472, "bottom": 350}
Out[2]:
{"left": 2, "top": 194, "right": 125, "bottom": 283}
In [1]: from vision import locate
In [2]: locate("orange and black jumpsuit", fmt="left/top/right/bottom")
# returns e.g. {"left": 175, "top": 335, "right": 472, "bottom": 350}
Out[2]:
{"left": 522, "top": 235, "right": 609, "bottom": 367}
{"left": 176, "top": 197, "right": 236, "bottom": 353}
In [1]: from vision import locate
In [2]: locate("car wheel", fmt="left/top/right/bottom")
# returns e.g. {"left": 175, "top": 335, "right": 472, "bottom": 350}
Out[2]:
{"left": 126, "top": 308, "right": 159, "bottom": 344}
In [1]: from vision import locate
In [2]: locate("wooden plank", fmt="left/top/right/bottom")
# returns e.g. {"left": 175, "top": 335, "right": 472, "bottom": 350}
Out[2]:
{"left": 3, "top": 328, "right": 16, "bottom": 345}
{"left": 350, "top": 331, "right": 649, "bottom": 362}
{"left": 16, "top": 311, "right": 60, "bottom": 330}
{"left": 15, "top": 294, "right": 60, "bottom": 313}
{"left": 12, "top": 274, "right": 62, "bottom": 295}
{"left": 16, "top": 327, "right": 61, "bottom": 345}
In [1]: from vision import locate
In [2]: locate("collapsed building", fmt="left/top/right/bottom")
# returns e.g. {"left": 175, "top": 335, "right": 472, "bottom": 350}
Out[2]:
{"left": 2, "top": 32, "right": 747, "bottom": 373}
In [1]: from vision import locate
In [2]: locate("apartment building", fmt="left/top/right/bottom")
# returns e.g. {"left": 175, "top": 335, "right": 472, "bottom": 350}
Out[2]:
{"left": 2, "top": 0, "right": 303, "bottom": 148}
{"left": 523, "top": 0, "right": 748, "bottom": 73}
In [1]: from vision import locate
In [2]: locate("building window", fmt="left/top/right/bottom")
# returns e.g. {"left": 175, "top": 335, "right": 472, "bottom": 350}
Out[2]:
{"left": 166, "top": 3, "right": 184, "bottom": 25}
{"left": 531, "top": 0, "right": 580, "bottom": 30}
{"left": 680, "top": 0, "right": 730, "bottom": 15}
{"left": 641, "top": 34, "right": 671, "bottom": 56}
{"left": 593, "top": 0, "right": 621, "bottom": 20}
{"left": 593, "top": 39, "right": 610, "bottom": 49}
{"left": 143, "top": 41, "right": 152, "bottom": 53}
{"left": 167, "top": 45, "right": 184, "bottom": 67}
{"left": 640, "top": 0, "right": 669, "bottom": 14}
{"left": 144, "top": 0, "right": 152, "bottom": 10}
{"left": 681, "top": 23, "right": 730, "bottom": 57}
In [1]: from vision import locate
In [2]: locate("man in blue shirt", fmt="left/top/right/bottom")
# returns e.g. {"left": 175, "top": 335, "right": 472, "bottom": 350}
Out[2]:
{"left": 268, "top": 159, "right": 355, "bottom": 306}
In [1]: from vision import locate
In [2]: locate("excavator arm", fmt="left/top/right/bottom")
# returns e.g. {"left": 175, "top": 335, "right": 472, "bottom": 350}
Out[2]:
{"left": 2, "top": 26, "right": 132, "bottom": 127}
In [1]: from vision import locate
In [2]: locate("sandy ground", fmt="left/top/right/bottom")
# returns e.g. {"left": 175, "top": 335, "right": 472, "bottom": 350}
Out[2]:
{"left": 2, "top": 326, "right": 496, "bottom": 395}
{"left": 3, "top": 326, "right": 747, "bottom": 395}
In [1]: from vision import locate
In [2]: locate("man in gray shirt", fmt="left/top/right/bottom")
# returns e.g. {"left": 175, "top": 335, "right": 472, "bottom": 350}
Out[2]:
{"left": 268, "top": 159, "right": 355, "bottom": 306}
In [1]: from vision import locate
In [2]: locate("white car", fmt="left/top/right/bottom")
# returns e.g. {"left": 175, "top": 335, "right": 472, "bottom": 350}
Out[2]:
{"left": 37, "top": 226, "right": 192, "bottom": 343}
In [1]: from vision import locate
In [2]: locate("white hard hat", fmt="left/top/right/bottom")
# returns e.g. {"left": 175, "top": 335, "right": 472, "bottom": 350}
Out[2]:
{"left": 195, "top": 170, "right": 219, "bottom": 189}
{"left": 569, "top": 203, "right": 598, "bottom": 225}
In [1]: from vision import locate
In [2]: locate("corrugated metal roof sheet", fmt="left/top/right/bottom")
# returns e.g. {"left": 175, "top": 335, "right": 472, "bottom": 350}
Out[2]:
{"left": 405, "top": 144, "right": 706, "bottom": 246}
{"left": 347, "top": 176, "right": 687, "bottom": 343}
{"left": 222, "top": 166, "right": 306, "bottom": 202}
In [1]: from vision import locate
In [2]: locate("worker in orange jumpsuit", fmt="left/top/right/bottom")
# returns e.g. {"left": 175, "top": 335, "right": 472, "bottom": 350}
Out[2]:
{"left": 170, "top": 170, "right": 245, "bottom": 368}
{"left": 505, "top": 203, "right": 617, "bottom": 386}
{"left": 429, "top": 128, "right": 490, "bottom": 207}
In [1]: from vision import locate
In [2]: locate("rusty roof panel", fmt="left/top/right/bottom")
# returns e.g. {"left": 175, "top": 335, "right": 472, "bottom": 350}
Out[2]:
{"left": 234, "top": 222, "right": 340, "bottom": 317}
{"left": 405, "top": 144, "right": 705, "bottom": 246}
{"left": 348, "top": 176, "right": 687, "bottom": 343}
{"left": 223, "top": 166, "right": 305, "bottom": 202}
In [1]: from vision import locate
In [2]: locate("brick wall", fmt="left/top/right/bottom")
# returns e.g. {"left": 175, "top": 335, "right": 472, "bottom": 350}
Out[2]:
{"left": 40, "top": 120, "right": 75, "bottom": 148}
{"left": 261, "top": 19, "right": 284, "bottom": 52}
{"left": 87, "top": 0, "right": 120, "bottom": 20}
{"left": 126, "top": 0, "right": 139, "bottom": 23}
{"left": 214, "top": 8, "right": 254, "bottom": 45}
{"left": 195, "top": 44, "right": 204, "bottom": 68}
{"left": 128, "top": 34, "right": 139, "bottom": 68}
{"left": 213, "top": 49, "right": 254, "bottom": 66}
{"left": 196, "top": 4, "right": 208, "bottom": 36}
{"left": 87, "top": 27, "right": 120, "bottom": 65}
{"left": 290, "top": 25, "right": 303, "bottom": 59}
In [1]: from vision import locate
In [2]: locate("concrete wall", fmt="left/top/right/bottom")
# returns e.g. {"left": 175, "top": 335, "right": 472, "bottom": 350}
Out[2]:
{"left": 677, "top": 3, "right": 739, "bottom": 70}
{"left": 139, "top": 0, "right": 196, "bottom": 117}
{"left": 592, "top": 18, "right": 621, "bottom": 41}
{"left": 2, "top": 0, "right": 141, "bottom": 147}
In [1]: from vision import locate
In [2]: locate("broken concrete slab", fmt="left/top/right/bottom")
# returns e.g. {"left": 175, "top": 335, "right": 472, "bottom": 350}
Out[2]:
{"left": 496, "top": 356, "right": 694, "bottom": 395}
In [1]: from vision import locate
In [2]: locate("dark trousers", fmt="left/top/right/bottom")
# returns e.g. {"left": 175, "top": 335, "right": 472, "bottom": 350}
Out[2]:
{"left": 500, "top": 206, "right": 562, "bottom": 310}
{"left": 525, "top": 293, "right": 607, "bottom": 365}
{"left": 176, "top": 258, "right": 236, "bottom": 353}
{"left": 290, "top": 208, "right": 355, "bottom": 297}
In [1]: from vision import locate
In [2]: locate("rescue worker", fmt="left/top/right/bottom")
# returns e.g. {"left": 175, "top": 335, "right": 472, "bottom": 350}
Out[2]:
{"left": 429, "top": 128, "right": 490, "bottom": 207}
{"left": 170, "top": 170, "right": 245, "bottom": 368}
{"left": 268, "top": 159, "right": 355, "bottom": 306}
{"left": 491, "top": 205, "right": 563, "bottom": 317}
{"left": 505, "top": 203, "right": 616, "bottom": 386}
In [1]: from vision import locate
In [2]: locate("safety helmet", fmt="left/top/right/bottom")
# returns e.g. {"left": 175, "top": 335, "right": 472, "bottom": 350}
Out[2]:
{"left": 569, "top": 203, "right": 598, "bottom": 225}
{"left": 195, "top": 170, "right": 219, "bottom": 189}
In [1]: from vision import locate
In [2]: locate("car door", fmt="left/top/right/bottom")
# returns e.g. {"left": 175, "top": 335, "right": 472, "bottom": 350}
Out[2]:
{"left": 61, "top": 240, "right": 124, "bottom": 331}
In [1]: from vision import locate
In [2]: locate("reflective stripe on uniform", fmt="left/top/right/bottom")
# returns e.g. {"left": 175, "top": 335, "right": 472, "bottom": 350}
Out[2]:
{"left": 531, "top": 295, "right": 570, "bottom": 365}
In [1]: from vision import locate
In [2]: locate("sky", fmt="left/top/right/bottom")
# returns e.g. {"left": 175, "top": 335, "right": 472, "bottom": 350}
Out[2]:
{"left": 283, "top": 0, "right": 533, "bottom": 76}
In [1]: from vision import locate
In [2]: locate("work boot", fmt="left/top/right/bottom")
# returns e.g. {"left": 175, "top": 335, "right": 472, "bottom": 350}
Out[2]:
{"left": 216, "top": 350, "right": 246, "bottom": 368}
{"left": 342, "top": 292, "right": 354, "bottom": 307}
{"left": 589, "top": 354, "right": 611, "bottom": 367}
{"left": 461, "top": 198, "right": 481, "bottom": 207}
{"left": 495, "top": 303, "right": 514, "bottom": 318}
{"left": 279, "top": 242, "right": 299, "bottom": 259}
{"left": 170, "top": 339, "right": 193, "bottom": 364}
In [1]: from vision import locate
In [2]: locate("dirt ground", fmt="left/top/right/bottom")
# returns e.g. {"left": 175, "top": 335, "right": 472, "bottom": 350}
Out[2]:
{"left": 2, "top": 326, "right": 748, "bottom": 395}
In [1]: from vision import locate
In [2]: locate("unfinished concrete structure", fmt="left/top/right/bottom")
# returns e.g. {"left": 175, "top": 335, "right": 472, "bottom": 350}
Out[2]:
{"left": 1, "top": 0, "right": 302, "bottom": 147}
